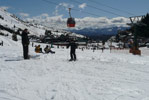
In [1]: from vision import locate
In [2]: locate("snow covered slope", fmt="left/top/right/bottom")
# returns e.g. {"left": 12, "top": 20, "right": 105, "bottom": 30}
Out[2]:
{"left": 0, "top": 33, "right": 20, "bottom": 46}
{"left": 0, "top": 36, "right": 149, "bottom": 100}
{"left": 0, "top": 8, "right": 84, "bottom": 38}
{"left": 0, "top": 8, "right": 46, "bottom": 36}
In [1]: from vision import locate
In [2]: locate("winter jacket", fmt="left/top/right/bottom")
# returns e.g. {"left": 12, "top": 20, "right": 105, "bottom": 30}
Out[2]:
{"left": 67, "top": 42, "right": 78, "bottom": 52}
{"left": 35, "top": 46, "right": 41, "bottom": 53}
{"left": 22, "top": 30, "right": 29, "bottom": 45}
{"left": 44, "top": 46, "right": 51, "bottom": 53}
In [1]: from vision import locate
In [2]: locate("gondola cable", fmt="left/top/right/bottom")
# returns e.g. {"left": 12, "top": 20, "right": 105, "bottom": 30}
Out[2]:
{"left": 85, "top": 0, "right": 135, "bottom": 16}
{"left": 68, "top": 0, "right": 124, "bottom": 17}
{"left": 41, "top": 0, "right": 101, "bottom": 17}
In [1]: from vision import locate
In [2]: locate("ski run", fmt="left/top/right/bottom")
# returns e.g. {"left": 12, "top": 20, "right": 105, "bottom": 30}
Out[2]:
{"left": 0, "top": 36, "right": 149, "bottom": 100}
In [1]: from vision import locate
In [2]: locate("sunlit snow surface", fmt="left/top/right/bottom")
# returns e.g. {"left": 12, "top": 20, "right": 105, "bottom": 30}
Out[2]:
{"left": 0, "top": 37, "right": 149, "bottom": 100}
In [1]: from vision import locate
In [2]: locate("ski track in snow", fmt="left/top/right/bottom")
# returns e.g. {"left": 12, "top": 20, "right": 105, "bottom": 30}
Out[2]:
{"left": 0, "top": 43, "right": 149, "bottom": 100}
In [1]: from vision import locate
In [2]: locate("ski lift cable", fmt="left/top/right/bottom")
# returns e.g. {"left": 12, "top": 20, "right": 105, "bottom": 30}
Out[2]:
{"left": 42, "top": 0, "right": 58, "bottom": 6}
{"left": 41, "top": 0, "right": 101, "bottom": 17}
{"left": 72, "top": 8, "right": 101, "bottom": 17}
{"left": 68, "top": 8, "right": 72, "bottom": 18}
{"left": 86, "top": 0, "right": 135, "bottom": 16}
{"left": 68, "top": 0, "right": 125, "bottom": 17}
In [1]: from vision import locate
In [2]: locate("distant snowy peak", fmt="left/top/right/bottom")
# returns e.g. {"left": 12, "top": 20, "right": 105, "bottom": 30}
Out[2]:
{"left": 74, "top": 17, "right": 130, "bottom": 30}
{"left": 70, "top": 27, "right": 129, "bottom": 36}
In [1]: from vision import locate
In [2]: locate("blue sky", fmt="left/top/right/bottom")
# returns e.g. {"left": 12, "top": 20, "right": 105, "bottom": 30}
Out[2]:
{"left": 0, "top": 0, "right": 149, "bottom": 18}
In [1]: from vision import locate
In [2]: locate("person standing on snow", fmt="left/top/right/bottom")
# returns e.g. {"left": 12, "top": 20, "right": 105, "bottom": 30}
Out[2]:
{"left": 101, "top": 40, "right": 105, "bottom": 53}
{"left": 22, "top": 29, "right": 30, "bottom": 59}
{"left": 67, "top": 39, "right": 78, "bottom": 61}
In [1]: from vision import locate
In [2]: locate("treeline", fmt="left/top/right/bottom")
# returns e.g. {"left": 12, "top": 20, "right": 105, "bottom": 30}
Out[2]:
{"left": 136, "top": 13, "right": 149, "bottom": 37}
{"left": 85, "top": 34, "right": 114, "bottom": 41}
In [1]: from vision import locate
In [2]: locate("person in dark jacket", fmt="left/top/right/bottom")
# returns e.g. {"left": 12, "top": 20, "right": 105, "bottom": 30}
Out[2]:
{"left": 67, "top": 40, "right": 78, "bottom": 61}
{"left": 22, "top": 29, "right": 29, "bottom": 59}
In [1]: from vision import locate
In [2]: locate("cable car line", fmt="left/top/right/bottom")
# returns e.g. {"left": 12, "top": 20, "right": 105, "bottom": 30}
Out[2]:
{"left": 68, "top": 0, "right": 124, "bottom": 17}
{"left": 41, "top": 0, "right": 131, "bottom": 28}
{"left": 72, "top": 8, "right": 101, "bottom": 17}
{"left": 86, "top": 0, "right": 135, "bottom": 16}
{"left": 42, "top": 0, "right": 59, "bottom": 6}
{"left": 41, "top": 0, "right": 101, "bottom": 17}
{"left": 41, "top": 0, "right": 102, "bottom": 28}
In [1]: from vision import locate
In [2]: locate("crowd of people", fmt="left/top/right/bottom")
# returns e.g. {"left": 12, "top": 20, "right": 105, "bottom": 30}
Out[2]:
{"left": 21, "top": 29, "right": 106, "bottom": 61}
{"left": 21, "top": 28, "right": 76, "bottom": 61}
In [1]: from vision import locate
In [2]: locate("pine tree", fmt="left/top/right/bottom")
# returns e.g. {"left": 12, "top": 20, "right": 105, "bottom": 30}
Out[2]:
{"left": 136, "top": 13, "right": 149, "bottom": 37}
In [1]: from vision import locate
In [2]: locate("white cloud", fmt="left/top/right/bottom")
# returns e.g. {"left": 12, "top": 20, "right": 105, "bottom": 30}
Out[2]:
{"left": 54, "top": 3, "right": 74, "bottom": 16}
{"left": 74, "top": 17, "right": 130, "bottom": 29}
{"left": 59, "top": 2, "right": 74, "bottom": 10}
{"left": 111, "top": 17, "right": 128, "bottom": 23}
{"left": 26, "top": 14, "right": 66, "bottom": 29}
{"left": 0, "top": 6, "right": 10, "bottom": 11}
{"left": 79, "top": 3, "right": 87, "bottom": 9}
{"left": 26, "top": 14, "right": 129, "bottom": 29}
{"left": 19, "top": 13, "right": 29, "bottom": 17}
{"left": 40, "top": 13, "right": 49, "bottom": 17}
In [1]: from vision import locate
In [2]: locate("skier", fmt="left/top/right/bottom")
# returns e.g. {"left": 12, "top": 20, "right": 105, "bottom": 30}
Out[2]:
{"left": 22, "top": 29, "right": 30, "bottom": 59}
{"left": 67, "top": 39, "right": 78, "bottom": 61}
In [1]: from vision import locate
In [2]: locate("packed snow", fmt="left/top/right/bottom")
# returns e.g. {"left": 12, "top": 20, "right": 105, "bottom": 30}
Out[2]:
{"left": 0, "top": 36, "right": 149, "bottom": 100}
{"left": 0, "top": 6, "right": 149, "bottom": 100}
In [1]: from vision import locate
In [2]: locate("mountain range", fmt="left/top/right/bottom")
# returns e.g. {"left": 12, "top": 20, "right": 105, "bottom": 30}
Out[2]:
{"left": 68, "top": 27, "right": 129, "bottom": 40}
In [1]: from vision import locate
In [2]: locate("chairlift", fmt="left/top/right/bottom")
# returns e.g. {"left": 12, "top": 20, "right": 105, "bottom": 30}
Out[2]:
{"left": 67, "top": 8, "right": 76, "bottom": 27}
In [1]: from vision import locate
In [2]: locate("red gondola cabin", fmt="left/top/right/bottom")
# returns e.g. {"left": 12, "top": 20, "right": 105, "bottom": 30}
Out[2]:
{"left": 67, "top": 17, "right": 75, "bottom": 27}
